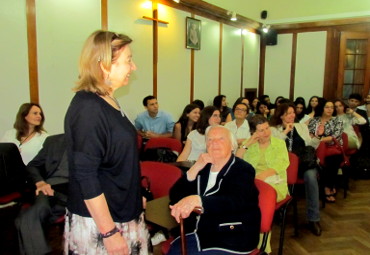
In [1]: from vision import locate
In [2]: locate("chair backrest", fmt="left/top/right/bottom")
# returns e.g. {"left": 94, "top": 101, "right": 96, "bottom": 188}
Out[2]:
{"left": 254, "top": 179, "right": 277, "bottom": 233}
{"left": 287, "top": 152, "right": 299, "bottom": 185}
{"left": 140, "top": 161, "right": 182, "bottom": 198}
{"left": 144, "top": 137, "right": 183, "bottom": 154}
{"left": 341, "top": 132, "right": 349, "bottom": 152}
{"left": 137, "top": 134, "right": 143, "bottom": 151}
{"left": 0, "top": 143, "right": 26, "bottom": 196}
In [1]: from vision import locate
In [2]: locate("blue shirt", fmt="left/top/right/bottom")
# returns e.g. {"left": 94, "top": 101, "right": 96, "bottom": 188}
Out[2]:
{"left": 135, "top": 110, "right": 174, "bottom": 134}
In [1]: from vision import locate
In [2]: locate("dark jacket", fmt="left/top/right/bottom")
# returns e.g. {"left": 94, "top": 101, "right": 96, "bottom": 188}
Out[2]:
{"left": 170, "top": 155, "right": 260, "bottom": 253}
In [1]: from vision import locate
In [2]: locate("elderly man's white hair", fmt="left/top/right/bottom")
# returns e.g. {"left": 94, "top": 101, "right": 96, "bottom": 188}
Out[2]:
{"left": 205, "top": 125, "right": 238, "bottom": 153}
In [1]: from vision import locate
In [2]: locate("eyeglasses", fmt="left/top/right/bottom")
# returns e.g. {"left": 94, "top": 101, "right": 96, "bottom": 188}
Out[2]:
{"left": 235, "top": 108, "right": 247, "bottom": 112}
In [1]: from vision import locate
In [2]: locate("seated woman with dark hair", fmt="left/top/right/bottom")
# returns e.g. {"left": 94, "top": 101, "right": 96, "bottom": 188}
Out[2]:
{"left": 177, "top": 106, "right": 221, "bottom": 162}
{"left": 1, "top": 103, "right": 48, "bottom": 165}
{"left": 213, "top": 95, "right": 232, "bottom": 124}
{"left": 173, "top": 104, "right": 201, "bottom": 145}
{"left": 256, "top": 101, "right": 271, "bottom": 120}
{"left": 270, "top": 103, "right": 322, "bottom": 236}
{"left": 168, "top": 126, "right": 260, "bottom": 254}
{"left": 294, "top": 97, "right": 310, "bottom": 124}
{"left": 308, "top": 99, "right": 344, "bottom": 202}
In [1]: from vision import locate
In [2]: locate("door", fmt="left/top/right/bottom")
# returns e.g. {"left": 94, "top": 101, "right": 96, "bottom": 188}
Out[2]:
{"left": 337, "top": 31, "right": 370, "bottom": 99}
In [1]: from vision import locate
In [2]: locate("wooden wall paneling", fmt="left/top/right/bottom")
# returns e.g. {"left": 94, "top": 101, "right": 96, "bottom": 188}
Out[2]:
{"left": 289, "top": 33, "right": 297, "bottom": 100}
{"left": 240, "top": 31, "right": 245, "bottom": 97}
{"left": 258, "top": 41, "right": 266, "bottom": 97}
{"left": 101, "top": 0, "right": 108, "bottom": 30}
{"left": 152, "top": 1, "right": 158, "bottom": 97}
{"left": 26, "top": 0, "right": 39, "bottom": 103}
{"left": 218, "top": 23, "right": 223, "bottom": 94}
{"left": 323, "top": 28, "right": 340, "bottom": 99}
{"left": 190, "top": 13, "right": 195, "bottom": 102}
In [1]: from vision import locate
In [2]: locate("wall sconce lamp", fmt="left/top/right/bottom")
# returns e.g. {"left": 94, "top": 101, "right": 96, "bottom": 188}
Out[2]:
{"left": 262, "top": 24, "right": 270, "bottom": 33}
{"left": 173, "top": 0, "right": 180, "bottom": 3}
{"left": 227, "top": 11, "right": 237, "bottom": 21}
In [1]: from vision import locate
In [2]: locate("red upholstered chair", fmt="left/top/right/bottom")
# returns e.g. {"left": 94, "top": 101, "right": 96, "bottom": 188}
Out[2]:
{"left": 274, "top": 152, "right": 299, "bottom": 255}
{"left": 140, "top": 161, "right": 182, "bottom": 199}
{"left": 144, "top": 137, "right": 183, "bottom": 155}
{"left": 162, "top": 179, "right": 276, "bottom": 255}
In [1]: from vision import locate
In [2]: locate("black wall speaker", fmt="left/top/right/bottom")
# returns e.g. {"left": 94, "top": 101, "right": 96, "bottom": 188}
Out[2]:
{"left": 262, "top": 29, "right": 277, "bottom": 46}
{"left": 261, "top": 10, "right": 268, "bottom": 19}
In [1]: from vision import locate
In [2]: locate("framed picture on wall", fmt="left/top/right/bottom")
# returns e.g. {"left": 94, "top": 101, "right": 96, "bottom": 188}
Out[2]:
{"left": 186, "top": 17, "right": 201, "bottom": 50}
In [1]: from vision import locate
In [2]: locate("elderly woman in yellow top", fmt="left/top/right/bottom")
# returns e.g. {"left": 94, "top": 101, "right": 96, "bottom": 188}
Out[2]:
{"left": 236, "top": 115, "right": 289, "bottom": 202}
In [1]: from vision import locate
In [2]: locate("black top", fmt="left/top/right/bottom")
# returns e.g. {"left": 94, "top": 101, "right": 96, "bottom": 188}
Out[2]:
{"left": 285, "top": 127, "right": 305, "bottom": 154}
{"left": 64, "top": 91, "right": 142, "bottom": 222}
{"left": 170, "top": 155, "right": 260, "bottom": 252}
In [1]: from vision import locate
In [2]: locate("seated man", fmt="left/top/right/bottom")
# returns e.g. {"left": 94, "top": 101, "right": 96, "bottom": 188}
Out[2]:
{"left": 168, "top": 126, "right": 260, "bottom": 254}
{"left": 135, "top": 95, "right": 174, "bottom": 138}
{"left": 15, "top": 134, "right": 68, "bottom": 255}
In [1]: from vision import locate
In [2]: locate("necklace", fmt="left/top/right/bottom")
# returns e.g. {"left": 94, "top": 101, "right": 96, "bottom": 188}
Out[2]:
{"left": 106, "top": 94, "right": 125, "bottom": 117}
{"left": 19, "top": 131, "right": 35, "bottom": 147}
{"left": 287, "top": 129, "right": 294, "bottom": 152}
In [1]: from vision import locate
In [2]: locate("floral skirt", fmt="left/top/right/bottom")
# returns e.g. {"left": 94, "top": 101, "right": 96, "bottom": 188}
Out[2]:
{"left": 64, "top": 210, "right": 152, "bottom": 255}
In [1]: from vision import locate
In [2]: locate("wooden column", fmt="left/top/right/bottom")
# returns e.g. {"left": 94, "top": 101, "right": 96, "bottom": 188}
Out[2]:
{"left": 101, "top": 0, "right": 108, "bottom": 30}
{"left": 26, "top": 0, "right": 39, "bottom": 103}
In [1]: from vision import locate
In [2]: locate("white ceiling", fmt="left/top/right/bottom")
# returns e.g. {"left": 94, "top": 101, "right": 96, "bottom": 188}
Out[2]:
{"left": 204, "top": 0, "right": 370, "bottom": 25}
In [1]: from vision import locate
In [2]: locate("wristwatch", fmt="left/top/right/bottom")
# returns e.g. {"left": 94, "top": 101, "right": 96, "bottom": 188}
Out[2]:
{"left": 239, "top": 144, "right": 248, "bottom": 150}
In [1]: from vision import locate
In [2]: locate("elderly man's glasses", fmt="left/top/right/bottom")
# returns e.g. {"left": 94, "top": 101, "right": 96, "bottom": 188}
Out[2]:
{"left": 235, "top": 108, "right": 247, "bottom": 112}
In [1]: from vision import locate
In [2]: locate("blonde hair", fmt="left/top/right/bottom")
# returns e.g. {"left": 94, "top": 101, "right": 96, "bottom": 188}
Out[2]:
{"left": 74, "top": 30, "right": 132, "bottom": 95}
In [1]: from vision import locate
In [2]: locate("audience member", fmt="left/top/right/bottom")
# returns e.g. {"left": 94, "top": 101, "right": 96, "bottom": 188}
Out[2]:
{"left": 334, "top": 99, "right": 366, "bottom": 149}
{"left": 177, "top": 106, "right": 220, "bottom": 162}
{"left": 173, "top": 104, "right": 201, "bottom": 144}
{"left": 348, "top": 93, "right": 370, "bottom": 143}
{"left": 168, "top": 126, "right": 260, "bottom": 254}
{"left": 256, "top": 101, "right": 271, "bottom": 120}
{"left": 1, "top": 103, "right": 48, "bottom": 165}
{"left": 15, "top": 134, "right": 68, "bottom": 255}
{"left": 250, "top": 97, "right": 259, "bottom": 114}
{"left": 64, "top": 30, "right": 150, "bottom": 254}
{"left": 192, "top": 99, "right": 205, "bottom": 111}
{"left": 236, "top": 115, "right": 289, "bottom": 202}
{"left": 213, "top": 95, "right": 232, "bottom": 124}
{"left": 259, "top": 95, "right": 275, "bottom": 110}
{"left": 294, "top": 97, "right": 310, "bottom": 124}
{"left": 135, "top": 95, "right": 174, "bottom": 138}
{"left": 357, "top": 92, "right": 370, "bottom": 124}
{"left": 230, "top": 97, "right": 249, "bottom": 120}
{"left": 225, "top": 102, "right": 251, "bottom": 145}
{"left": 308, "top": 100, "right": 343, "bottom": 203}
{"left": 306, "top": 96, "right": 320, "bottom": 119}
{"left": 270, "top": 103, "right": 322, "bottom": 236}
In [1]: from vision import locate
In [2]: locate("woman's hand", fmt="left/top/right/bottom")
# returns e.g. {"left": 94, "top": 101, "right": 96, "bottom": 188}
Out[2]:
{"left": 103, "top": 232, "right": 129, "bottom": 255}
{"left": 170, "top": 195, "right": 202, "bottom": 223}
{"left": 187, "top": 153, "right": 213, "bottom": 181}
{"left": 283, "top": 123, "right": 294, "bottom": 135}
{"left": 316, "top": 124, "right": 325, "bottom": 137}
{"left": 256, "top": 168, "right": 276, "bottom": 180}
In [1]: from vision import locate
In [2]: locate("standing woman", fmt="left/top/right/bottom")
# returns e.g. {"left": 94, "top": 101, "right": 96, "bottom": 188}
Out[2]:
{"left": 1, "top": 103, "right": 48, "bottom": 165}
{"left": 173, "top": 104, "right": 201, "bottom": 145}
{"left": 64, "top": 31, "right": 150, "bottom": 254}
{"left": 308, "top": 100, "right": 344, "bottom": 203}
{"left": 270, "top": 103, "right": 322, "bottom": 235}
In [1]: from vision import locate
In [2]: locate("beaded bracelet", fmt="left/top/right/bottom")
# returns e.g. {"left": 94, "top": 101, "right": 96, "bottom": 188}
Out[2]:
{"left": 100, "top": 226, "right": 121, "bottom": 239}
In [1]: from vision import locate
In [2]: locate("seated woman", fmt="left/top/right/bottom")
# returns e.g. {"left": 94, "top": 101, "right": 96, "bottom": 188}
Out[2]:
{"left": 173, "top": 104, "right": 201, "bottom": 145}
{"left": 168, "top": 126, "right": 260, "bottom": 254}
{"left": 294, "top": 97, "right": 311, "bottom": 124}
{"left": 308, "top": 100, "right": 344, "bottom": 202}
{"left": 213, "top": 95, "right": 232, "bottom": 125}
{"left": 256, "top": 101, "right": 271, "bottom": 120}
{"left": 270, "top": 103, "right": 322, "bottom": 236}
{"left": 236, "top": 115, "right": 289, "bottom": 202}
{"left": 306, "top": 96, "right": 320, "bottom": 119}
{"left": 224, "top": 102, "right": 251, "bottom": 146}
{"left": 1, "top": 103, "right": 48, "bottom": 165}
{"left": 334, "top": 99, "right": 366, "bottom": 149}
{"left": 177, "top": 106, "right": 220, "bottom": 162}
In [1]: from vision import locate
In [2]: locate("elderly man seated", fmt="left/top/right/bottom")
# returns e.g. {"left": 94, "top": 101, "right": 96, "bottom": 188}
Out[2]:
{"left": 168, "top": 126, "right": 260, "bottom": 254}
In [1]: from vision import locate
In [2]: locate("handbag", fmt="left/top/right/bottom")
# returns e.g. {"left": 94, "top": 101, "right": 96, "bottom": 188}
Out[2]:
{"left": 316, "top": 137, "right": 349, "bottom": 166}
{"left": 295, "top": 146, "right": 318, "bottom": 173}
{"left": 142, "top": 147, "right": 178, "bottom": 163}
{"left": 141, "top": 176, "right": 154, "bottom": 202}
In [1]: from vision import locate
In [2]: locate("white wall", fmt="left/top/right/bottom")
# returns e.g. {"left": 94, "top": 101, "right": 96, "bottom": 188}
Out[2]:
{"left": 0, "top": 0, "right": 29, "bottom": 137}
{"left": 264, "top": 34, "right": 293, "bottom": 102}
{"left": 294, "top": 31, "right": 327, "bottom": 102}
{"left": 0, "top": 0, "right": 261, "bottom": 138}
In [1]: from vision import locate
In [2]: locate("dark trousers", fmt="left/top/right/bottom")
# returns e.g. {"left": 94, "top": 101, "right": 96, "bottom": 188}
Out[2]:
{"left": 323, "top": 154, "right": 343, "bottom": 189}
{"left": 15, "top": 193, "right": 66, "bottom": 255}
